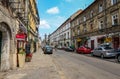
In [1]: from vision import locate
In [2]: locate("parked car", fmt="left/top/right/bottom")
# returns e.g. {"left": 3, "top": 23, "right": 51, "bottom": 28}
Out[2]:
{"left": 44, "top": 45, "right": 53, "bottom": 54}
{"left": 91, "top": 46, "right": 118, "bottom": 58}
{"left": 116, "top": 53, "right": 120, "bottom": 62}
{"left": 64, "top": 47, "right": 74, "bottom": 52}
{"left": 76, "top": 46, "right": 92, "bottom": 54}
{"left": 115, "top": 49, "right": 120, "bottom": 62}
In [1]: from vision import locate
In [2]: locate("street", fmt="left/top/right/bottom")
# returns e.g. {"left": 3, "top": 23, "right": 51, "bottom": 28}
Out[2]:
{"left": 52, "top": 50, "right": 120, "bottom": 79}
{"left": 2, "top": 49, "right": 120, "bottom": 79}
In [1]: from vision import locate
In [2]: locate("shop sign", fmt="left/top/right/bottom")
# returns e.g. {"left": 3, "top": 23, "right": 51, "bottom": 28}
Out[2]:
{"left": 77, "top": 38, "right": 81, "bottom": 42}
{"left": 16, "top": 33, "right": 26, "bottom": 40}
{"left": 105, "top": 37, "right": 112, "bottom": 43}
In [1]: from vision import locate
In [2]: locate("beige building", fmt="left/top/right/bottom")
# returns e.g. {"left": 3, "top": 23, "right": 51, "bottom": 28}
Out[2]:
{"left": 0, "top": 0, "right": 39, "bottom": 71}
{"left": 71, "top": 0, "right": 120, "bottom": 49}
{"left": 0, "top": 0, "right": 26, "bottom": 71}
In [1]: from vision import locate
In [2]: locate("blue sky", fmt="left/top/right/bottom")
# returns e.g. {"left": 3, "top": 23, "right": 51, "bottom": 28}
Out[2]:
{"left": 37, "top": 0, "right": 94, "bottom": 40}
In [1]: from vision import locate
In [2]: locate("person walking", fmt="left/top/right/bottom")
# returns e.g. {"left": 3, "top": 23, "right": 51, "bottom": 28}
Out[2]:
{"left": 54, "top": 45, "right": 57, "bottom": 51}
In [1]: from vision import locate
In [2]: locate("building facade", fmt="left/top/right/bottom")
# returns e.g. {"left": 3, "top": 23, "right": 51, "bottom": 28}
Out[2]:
{"left": 71, "top": 0, "right": 120, "bottom": 49}
{"left": 0, "top": 0, "right": 27, "bottom": 71}
{"left": 28, "top": 0, "right": 39, "bottom": 53}
{"left": 49, "top": 0, "right": 120, "bottom": 50}
{"left": 0, "top": 0, "right": 39, "bottom": 71}
{"left": 49, "top": 18, "right": 71, "bottom": 48}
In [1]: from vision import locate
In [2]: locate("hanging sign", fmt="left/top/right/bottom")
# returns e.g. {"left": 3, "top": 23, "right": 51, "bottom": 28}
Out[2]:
{"left": 16, "top": 33, "right": 26, "bottom": 40}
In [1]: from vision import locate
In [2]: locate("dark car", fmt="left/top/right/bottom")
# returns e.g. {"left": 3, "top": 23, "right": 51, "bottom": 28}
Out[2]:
{"left": 65, "top": 47, "right": 74, "bottom": 52}
{"left": 76, "top": 46, "right": 92, "bottom": 54}
{"left": 44, "top": 46, "right": 53, "bottom": 54}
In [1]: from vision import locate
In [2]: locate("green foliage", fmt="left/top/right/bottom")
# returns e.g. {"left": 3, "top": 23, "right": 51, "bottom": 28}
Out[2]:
{"left": 18, "top": 48, "right": 26, "bottom": 54}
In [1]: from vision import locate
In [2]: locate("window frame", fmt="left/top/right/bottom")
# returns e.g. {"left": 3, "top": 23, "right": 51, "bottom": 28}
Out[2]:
{"left": 112, "top": 13, "right": 118, "bottom": 26}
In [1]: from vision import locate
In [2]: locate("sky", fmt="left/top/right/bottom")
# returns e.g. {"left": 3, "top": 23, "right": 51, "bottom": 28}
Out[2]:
{"left": 36, "top": 0, "right": 94, "bottom": 40}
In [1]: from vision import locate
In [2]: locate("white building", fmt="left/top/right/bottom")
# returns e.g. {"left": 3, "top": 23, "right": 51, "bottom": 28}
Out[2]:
{"left": 49, "top": 18, "right": 71, "bottom": 48}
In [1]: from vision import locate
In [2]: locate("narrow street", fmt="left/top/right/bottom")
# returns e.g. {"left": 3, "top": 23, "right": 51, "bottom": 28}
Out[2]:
{"left": 52, "top": 50, "right": 120, "bottom": 79}
{"left": 2, "top": 49, "right": 120, "bottom": 79}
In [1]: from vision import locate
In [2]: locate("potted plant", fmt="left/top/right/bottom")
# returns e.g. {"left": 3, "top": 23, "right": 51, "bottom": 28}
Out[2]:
{"left": 25, "top": 53, "right": 32, "bottom": 62}
{"left": 18, "top": 48, "right": 26, "bottom": 67}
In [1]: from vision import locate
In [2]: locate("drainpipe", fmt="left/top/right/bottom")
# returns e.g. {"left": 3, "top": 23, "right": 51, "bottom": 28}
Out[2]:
{"left": 104, "top": 0, "right": 107, "bottom": 36}
{"left": 25, "top": 0, "right": 29, "bottom": 41}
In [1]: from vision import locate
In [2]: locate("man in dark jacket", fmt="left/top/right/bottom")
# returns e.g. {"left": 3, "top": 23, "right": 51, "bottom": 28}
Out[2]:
{"left": 25, "top": 41, "right": 31, "bottom": 55}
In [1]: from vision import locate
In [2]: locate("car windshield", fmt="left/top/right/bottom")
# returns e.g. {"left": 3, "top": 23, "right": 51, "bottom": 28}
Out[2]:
{"left": 104, "top": 47, "right": 112, "bottom": 50}
{"left": 47, "top": 47, "right": 52, "bottom": 49}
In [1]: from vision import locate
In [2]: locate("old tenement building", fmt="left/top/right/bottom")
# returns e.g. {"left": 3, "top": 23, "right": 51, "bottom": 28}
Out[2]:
{"left": 71, "top": 0, "right": 120, "bottom": 49}
{"left": 0, "top": 0, "right": 39, "bottom": 71}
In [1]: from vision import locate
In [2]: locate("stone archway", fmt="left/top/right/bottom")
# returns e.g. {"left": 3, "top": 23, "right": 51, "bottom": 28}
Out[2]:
{"left": 0, "top": 22, "right": 11, "bottom": 71}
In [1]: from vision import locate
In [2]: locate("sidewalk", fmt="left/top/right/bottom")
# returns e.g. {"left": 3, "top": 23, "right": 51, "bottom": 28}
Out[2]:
{"left": 2, "top": 48, "right": 60, "bottom": 79}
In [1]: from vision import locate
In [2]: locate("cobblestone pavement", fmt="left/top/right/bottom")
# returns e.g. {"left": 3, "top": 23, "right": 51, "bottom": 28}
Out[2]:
{"left": 1, "top": 48, "right": 60, "bottom": 79}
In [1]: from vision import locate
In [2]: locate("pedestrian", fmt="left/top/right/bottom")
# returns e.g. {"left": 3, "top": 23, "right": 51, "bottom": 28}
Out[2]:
{"left": 25, "top": 41, "right": 31, "bottom": 55}
{"left": 54, "top": 45, "right": 57, "bottom": 51}
{"left": 25, "top": 41, "right": 32, "bottom": 62}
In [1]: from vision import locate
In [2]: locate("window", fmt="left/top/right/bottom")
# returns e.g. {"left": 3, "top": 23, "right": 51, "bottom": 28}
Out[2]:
{"left": 83, "top": 16, "right": 86, "bottom": 21}
{"left": 77, "top": 27, "right": 80, "bottom": 35}
{"left": 1, "top": 0, "right": 9, "bottom": 7}
{"left": 83, "top": 26, "right": 87, "bottom": 32}
{"left": 90, "top": 24, "right": 93, "bottom": 30}
{"left": 99, "top": 4, "right": 103, "bottom": 12}
{"left": 99, "top": 20, "right": 104, "bottom": 29}
{"left": 98, "top": 48, "right": 102, "bottom": 50}
{"left": 67, "top": 32, "right": 69, "bottom": 39}
{"left": 90, "top": 10, "right": 93, "bottom": 18}
{"left": 112, "top": 14, "right": 118, "bottom": 26}
{"left": 77, "top": 19, "right": 79, "bottom": 25}
{"left": 78, "top": 18, "right": 81, "bottom": 24}
{"left": 111, "top": 0, "right": 118, "bottom": 5}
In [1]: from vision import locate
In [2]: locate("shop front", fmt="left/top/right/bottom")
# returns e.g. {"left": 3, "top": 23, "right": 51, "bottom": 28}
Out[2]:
{"left": 76, "top": 38, "right": 81, "bottom": 48}
{"left": 16, "top": 31, "right": 27, "bottom": 67}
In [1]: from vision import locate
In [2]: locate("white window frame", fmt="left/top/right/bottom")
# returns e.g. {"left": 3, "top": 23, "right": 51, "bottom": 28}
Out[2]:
{"left": 99, "top": 4, "right": 103, "bottom": 12}
{"left": 112, "top": 13, "right": 118, "bottom": 25}
{"left": 111, "top": 0, "right": 118, "bottom": 5}
{"left": 83, "top": 16, "right": 86, "bottom": 21}
{"left": 99, "top": 20, "right": 104, "bottom": 29}
{"left": 90, "top": 10, "right": 93, "bottom": 18}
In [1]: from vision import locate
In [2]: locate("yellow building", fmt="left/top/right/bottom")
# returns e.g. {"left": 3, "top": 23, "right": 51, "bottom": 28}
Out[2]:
{"left": 28, "top": 0, "right": 40, "bottom": 53}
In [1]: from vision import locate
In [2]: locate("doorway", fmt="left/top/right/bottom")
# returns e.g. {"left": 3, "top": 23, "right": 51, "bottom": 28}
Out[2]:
{"left": 113, "top": 37, "right": 119, "bottom": 49}
{"left": 91, "top": 40, "right": 94, "bottom": 49}
{"left": 0, "top": 31, "right": 2, "bottom": 65}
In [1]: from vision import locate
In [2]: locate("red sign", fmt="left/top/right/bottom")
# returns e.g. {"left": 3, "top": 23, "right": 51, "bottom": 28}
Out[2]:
{"left": 16, "top": 33, "right": 26, "bottom": 40}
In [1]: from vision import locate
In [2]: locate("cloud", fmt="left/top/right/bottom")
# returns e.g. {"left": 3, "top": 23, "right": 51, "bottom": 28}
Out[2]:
{"left": 46, "top": 7, "right": 59, "bottom": 14}
{"left": 39, "top": 20, "right": 51, "bottom": 29}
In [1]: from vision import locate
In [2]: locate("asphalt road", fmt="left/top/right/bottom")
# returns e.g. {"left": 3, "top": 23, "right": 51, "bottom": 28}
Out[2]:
{"left": 52, "top": 50, "right": 120, "bottom": 79}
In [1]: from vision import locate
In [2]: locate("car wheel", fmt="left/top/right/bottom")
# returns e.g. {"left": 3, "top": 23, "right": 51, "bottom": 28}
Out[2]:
{"left": 101, "top": 54, "right": 104, "bottom": 59}
{"left": 91, "top": 52, "right": 94, "bottom": 56}
{"left": 117, "top": 55, "right": 120, "bottom": 62}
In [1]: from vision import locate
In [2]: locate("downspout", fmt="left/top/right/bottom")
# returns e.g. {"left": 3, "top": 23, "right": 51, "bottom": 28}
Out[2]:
{"left": 25, "top": 0, "right": 29, "bottom": 41}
